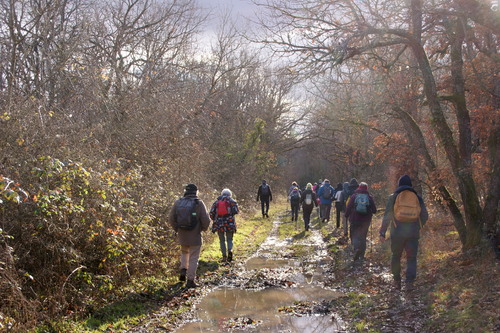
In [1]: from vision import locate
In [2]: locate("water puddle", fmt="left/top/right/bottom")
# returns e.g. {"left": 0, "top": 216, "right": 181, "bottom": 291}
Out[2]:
{"left": 175, "top": 218, "right": 347, "bottom": 332}
{"left": 176, "top": 286, "right": 344, "bottom": 332}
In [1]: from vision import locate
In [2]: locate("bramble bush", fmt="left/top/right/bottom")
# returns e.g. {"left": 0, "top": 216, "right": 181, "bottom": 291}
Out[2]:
{"left": 0, "top": 156, "right": 179, "bottom": 330}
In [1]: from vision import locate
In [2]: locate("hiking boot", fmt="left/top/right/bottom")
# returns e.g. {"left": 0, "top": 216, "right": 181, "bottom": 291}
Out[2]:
{"left": 179, "top": 268, "right": 187, "bottom": 282}
{"left": 394, "top": 280, "right": 402, "bottom": 290}
{"left": 221, "top": 255, "right": 227, "bottom": 263}
{"left": 228, "top": 251, "right": 233, "bottom": 262}
{"left": 186, "top": 280, "right": 197, "bottom": 289}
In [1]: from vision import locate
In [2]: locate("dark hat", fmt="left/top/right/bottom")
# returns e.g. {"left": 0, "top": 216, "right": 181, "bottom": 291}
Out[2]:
{"left": 349, "top": 178, "right": 358, "bottom": 186}
{"left": 398, "top": 175, "right": 412, "bottom": 187}
{"left": 185, "top": 183, "right": 198, "bottom": 193}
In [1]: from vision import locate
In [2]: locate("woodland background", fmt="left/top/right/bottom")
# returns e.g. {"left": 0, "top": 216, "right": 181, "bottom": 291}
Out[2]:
{"left": 0, "top": 0, "right": 498, "bottom": 330}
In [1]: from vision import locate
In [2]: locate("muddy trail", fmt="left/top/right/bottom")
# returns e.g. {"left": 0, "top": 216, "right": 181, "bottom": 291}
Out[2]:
{"left": 127, "top": 212, "right": 430, "bottom": 332}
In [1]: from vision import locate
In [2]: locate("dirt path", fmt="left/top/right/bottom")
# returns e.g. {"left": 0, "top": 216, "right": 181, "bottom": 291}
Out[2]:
{"left": 126, "top": 212, "right": 430, "bottom": 332}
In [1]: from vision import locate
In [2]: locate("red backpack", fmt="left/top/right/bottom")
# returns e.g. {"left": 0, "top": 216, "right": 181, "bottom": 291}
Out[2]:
{"left": 217, "top": 198, "right": 231, "bottom": 216}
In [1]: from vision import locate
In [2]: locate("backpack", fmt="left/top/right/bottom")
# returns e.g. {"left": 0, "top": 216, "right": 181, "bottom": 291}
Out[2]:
{"left": 394, "top": 190, "right": 421, "bottom": 222}
{"left": 290, "top": 189, "right": 300, "bottom": 203}
{"left": 261, "top": 184, "right": 270, "bottom": 196}
{"left": 322, "top": 185, "right": 332, "bottom": 200}
{"left": 354, "top": 193, "right": 370, "bottom": 215}
{"left": 175, "top": 197, "right": 199, "bottom": 230}
{"left": 217, "top": 198, "right": 231, "bottom": 216}
{"left": 305, "top": 193, "right": 313, "bottom": 205}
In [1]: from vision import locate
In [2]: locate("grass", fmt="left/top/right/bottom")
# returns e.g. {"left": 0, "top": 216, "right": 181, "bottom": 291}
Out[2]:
{"left": 34, "top": 202, "right": 280, "bottom": 333}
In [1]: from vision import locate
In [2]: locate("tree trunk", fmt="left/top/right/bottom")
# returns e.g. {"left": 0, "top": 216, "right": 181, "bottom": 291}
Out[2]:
{"left": 394, "top": 106, "right": 467, "bottom": 245}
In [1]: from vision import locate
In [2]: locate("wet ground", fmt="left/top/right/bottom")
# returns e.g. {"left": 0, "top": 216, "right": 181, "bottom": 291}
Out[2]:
{"left": 175, "top": 215, "right": 347, "bottom": 332}
{"left": 127, "top": 212, "right": 431, "bottom": 333}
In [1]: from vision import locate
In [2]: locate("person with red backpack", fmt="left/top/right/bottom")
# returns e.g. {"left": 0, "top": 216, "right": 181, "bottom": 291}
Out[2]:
{"left": 345, "top": 182, "right": 377, "bottom": 265}
{"left": 210, "top": 189, "right": 239, "bottom": 263}
{"left": 379, "top": 175, "right": 428, "bottom": 290}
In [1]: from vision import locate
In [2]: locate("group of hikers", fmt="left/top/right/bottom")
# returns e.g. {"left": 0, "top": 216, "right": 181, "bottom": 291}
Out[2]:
{"left": 169, "top": 175, "right": 428, "bottom": 291}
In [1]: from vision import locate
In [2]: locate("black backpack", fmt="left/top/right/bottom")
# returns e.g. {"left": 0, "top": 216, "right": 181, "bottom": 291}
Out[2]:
{"left": 261, "top": 184, "right": 270, "bottom": 196}
{"left": 175, "top": 197, "right": 199, "bottom": 230}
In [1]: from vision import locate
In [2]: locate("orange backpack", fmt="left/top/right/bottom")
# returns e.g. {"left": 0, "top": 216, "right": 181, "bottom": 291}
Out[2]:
{"left": 394, "top": 190, "right": 421, "bottom": 222}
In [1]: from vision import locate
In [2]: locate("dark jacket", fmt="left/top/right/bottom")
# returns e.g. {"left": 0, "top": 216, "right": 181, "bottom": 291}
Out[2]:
{"left": 300, "top": 189, "right": 317, "bottom": 208}
{"left": 257, "top": 184, "right": 272, "bottom": 201}
{"left": 345, "top": 188, "right": 377, "bottom": 223}
{"left": 379, "top": 185, "right": 428, "bottom": 239}
{"left": 169, "top": 193, "right": 210, "bottom": 246}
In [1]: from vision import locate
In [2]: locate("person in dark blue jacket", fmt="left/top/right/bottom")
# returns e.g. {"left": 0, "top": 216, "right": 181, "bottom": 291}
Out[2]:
{"left": 317, "top": 179, "right": 335, "bottom": 223}
{"left": 379, "top": 175, "right": 429, "bottom": 290}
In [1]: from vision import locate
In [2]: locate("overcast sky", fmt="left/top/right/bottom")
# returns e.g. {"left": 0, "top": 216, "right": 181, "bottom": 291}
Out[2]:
{"left": 196, "top": 0, "right": 262, "bottom": 43}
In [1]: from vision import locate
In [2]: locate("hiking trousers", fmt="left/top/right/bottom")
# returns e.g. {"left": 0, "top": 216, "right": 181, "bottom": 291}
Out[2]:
{"left": 302, "top": 204, "right": 314, "bottom": 230}
{"left": 391, "top": 236, "right": 419, "bottom": 282}
{"left": 350, "top": 220, "right": 371, "bottom": 260}
{"left": 320, "top": 204, "right": 332, "bottom": 221}
{"left": 335, "top": 202, "right": 343, "bottom": 228}
{"left": 180, "top": 244, "right": 201, "bottom": 281}
{"left": 218, "top": 231, "right": 234, "bottom": 257}
{"left": 260, "top": 198, "right": 270, "bottom": 216}
{"left": 290, "top": 202, "right": 300, "bottom": 221}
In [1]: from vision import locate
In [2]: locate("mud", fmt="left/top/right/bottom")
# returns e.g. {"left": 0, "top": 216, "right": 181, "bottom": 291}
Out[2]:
{"left": 175, "top": 216, "right": 347, "bottom": 332}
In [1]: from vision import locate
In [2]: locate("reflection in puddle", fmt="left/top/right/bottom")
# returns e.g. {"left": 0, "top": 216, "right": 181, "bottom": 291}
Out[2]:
{"left": 176, "top": 286, "right": 345, "bottom": 332}
{"left": 175, "top": 221, "right": 347, "bottom": 332}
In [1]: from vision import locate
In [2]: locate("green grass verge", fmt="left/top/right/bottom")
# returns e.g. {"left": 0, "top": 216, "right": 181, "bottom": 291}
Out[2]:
{"left": 34, "top": 204, "right": 278, "bottom": 333}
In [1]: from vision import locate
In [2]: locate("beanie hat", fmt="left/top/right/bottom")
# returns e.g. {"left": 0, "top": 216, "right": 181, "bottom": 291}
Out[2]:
{"left": 349, "top": 178, "right": 358, "bottom": 187}
{"left": 398, "top": 175, "right": 412, "bottom": 187}
{"left": 358, "top": 182, "right": 368, "bottom": 190}
{"left": 184, "top": 183, "right": 198, "bottom": 195}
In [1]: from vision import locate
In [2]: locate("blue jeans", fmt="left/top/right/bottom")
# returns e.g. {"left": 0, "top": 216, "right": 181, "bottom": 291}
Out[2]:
{"left": 218, "top": 231, "right": 234, "bottom": 257}
{"left": 391, "top": 236, "right": 419, "bottom": 282}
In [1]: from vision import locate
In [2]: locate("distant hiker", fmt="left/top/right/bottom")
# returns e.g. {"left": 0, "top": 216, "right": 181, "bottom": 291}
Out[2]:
{"left": 169, "top": 184, "right": 210, "bottom": 288}
{"left": 288, "top": 181, "right": 299, "bottom": 199}
{"left": 317, "top": 179, "right": 335, "bottom": 223}
{"left": 289, "top": 186, "right": 301, "bottom": 222}
{"left": 379, "top": 175, "right": 428, "bottom": 290}
{"left": 257, "top": 180, "right": 272, "bottom": 218}
{"left": 340, "top": 182, "right": 350, "bottom": 237}
{"left": 210, "top": 189, "right": 239, "bottom": 263}
{"left": 342, "top": 178, "right": 359, "bottom": 237}
{"left": 313, "top": 180, "right": 322, "bottom": 219}
{"left": 345, "top": 182, "right": 377, "bottom": 264}
{"left": 334, "top": 183, "right": 344, "bottom": 229}
{"left": 301, "top": 183, "right": 317, "bottom": 231}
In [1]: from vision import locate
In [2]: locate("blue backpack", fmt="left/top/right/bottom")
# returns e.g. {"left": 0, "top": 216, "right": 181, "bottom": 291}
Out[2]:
{"left": 354, "top": 193, "right": 370, "bottom": 215}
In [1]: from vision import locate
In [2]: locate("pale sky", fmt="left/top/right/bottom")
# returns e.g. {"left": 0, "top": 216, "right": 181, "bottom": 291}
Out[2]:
{"left": 195, "top": 0, "right": 263, "bottom": 49}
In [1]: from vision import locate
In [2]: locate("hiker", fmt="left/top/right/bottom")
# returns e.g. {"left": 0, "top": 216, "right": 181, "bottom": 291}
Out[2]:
{"left": 313, "top": 180, "right": 322, "bottom": 219}
{"left": 169, "top": 184, "right": 211, "bottom": 288}
{"left": 301, "top": 183, "right": 317, "bottom": 231}
{"left": 210, "top": 189, "right": 239, "bottom": 263}
{"left": 342, "top": 178, "right": 359, "bottom": 237}
{"left": 289, "top": 186, "right": 301, "bottom": 222}
{"left": 317, "top": 179, "right": 335, "bottom": 223}
{"left": 340, "top": 182, "right": 350, "bottom": 237}
{"left": 257, "top": 179, "right": 272, "bottom": 218}
{"left": 379, "top": 175, "right": 428, "bottom": 290}
{"left": 334, "top": 182, "right": 344, "bottom": 229}
{"left": 288, "top": 181, "right": 299, "bottom": 199}
{"left": 345, "top": 182, "right": 377, "bottom": 264}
